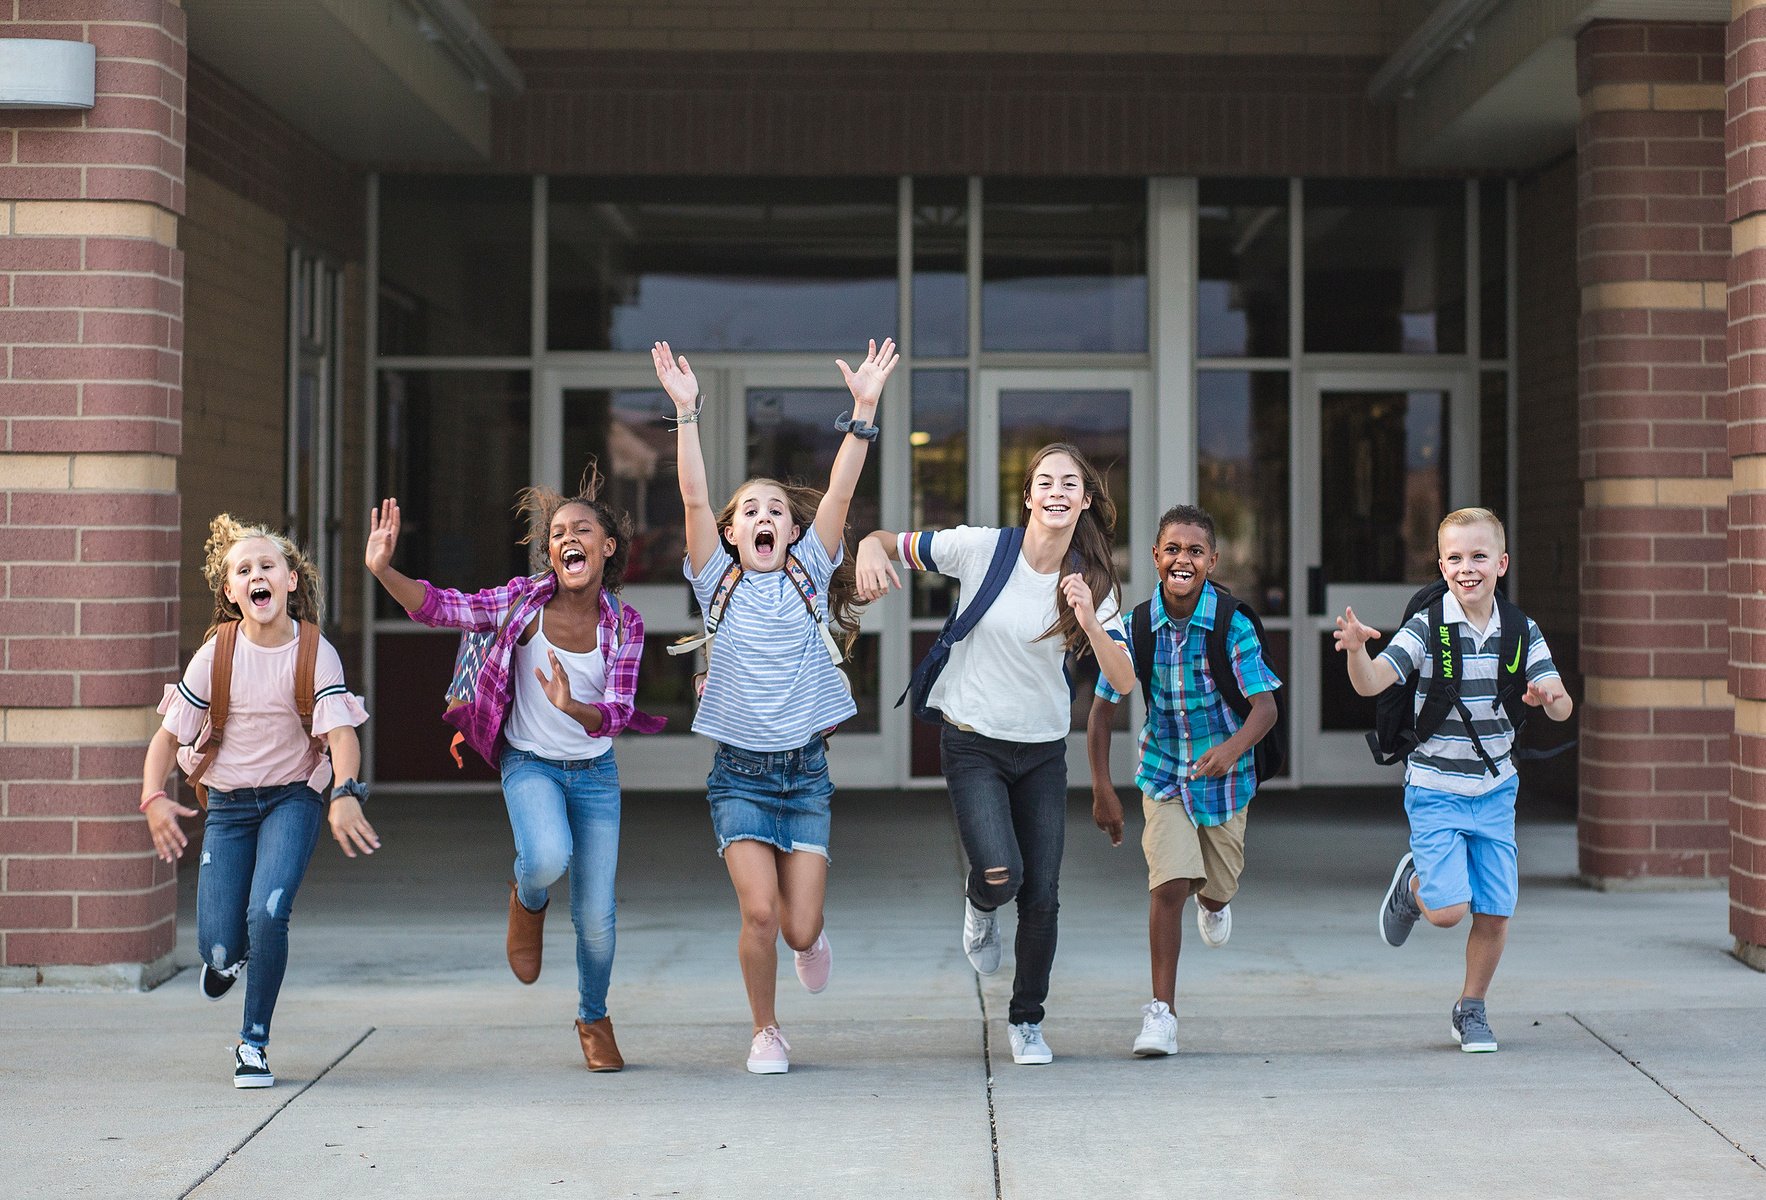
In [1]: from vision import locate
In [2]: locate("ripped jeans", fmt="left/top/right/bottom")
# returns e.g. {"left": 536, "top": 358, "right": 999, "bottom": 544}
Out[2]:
{"left": 196, "top": 783, "right": 325, "bottom": 1049}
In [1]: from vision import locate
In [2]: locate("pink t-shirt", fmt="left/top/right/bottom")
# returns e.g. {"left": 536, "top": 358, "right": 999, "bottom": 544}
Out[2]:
{"left": 158, "top": 628, "right": 368, "bottom": 794}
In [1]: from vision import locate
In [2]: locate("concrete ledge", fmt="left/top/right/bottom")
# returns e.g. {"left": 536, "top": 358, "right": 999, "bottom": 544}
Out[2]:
{"left": 1577, "top": 873, "right": 1727, "bottom": 893}
{"left": 0, "top": 950, "right": 177, "bottom": 992}
{"left": 1731, "top": 939, "right": 1766, "bottom": 971}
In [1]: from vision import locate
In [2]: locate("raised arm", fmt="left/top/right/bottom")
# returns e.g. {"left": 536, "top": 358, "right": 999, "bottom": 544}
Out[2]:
{"left": 1334, "top": 605, "right": 1399, "bottom": 697}
{"left": 654, "top": 341, "right": 720, "bottom": 576}
{"left": 814, "top": 338, "right": 898, "bottom": 557}
{"left": 365, "top": 499, "right": 426, "bottom": 613}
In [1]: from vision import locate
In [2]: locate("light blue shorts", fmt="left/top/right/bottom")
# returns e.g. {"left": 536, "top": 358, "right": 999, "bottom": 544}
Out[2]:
{"left": 1404, "top": 775, "right": 1519, "bottom": 917}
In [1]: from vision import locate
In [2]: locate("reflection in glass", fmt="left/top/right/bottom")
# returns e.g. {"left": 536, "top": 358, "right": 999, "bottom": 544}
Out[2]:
{"left": 1197, "top": 371, "right": 1290, "bottom": 616}
{"left": 376, "top": 371, "right": 530, "bottom": 618}
{"left": 548, "top": 178, "right": 897, "bottom": 352}
{"left": 1480, "top": 179, "right": 1509, "bottom": 360}
{"left": 562, "top": 387, "right": 685, "bottom": 585}
{"left": 982, "top": 180, "right": 1147, "bottom": 353}
{"left": 1481, "top": 371, "right": 1509, "bottom": 518}
{"left": 1198, "top": 179, "right": 1288, "bottom": 358}
{"left": 913, "top": 179, "right": 968, "bottom": 358}
{"left": 910, "top": 370, "right": 967, "bottom": 618}
{"left": 997, "top": 390, "right": 1131, "bottom": 582}
{"left": 1303, "top": 180, "right": 1466, "bottom": 355}
{"left": 745, "top": 388, "right": 882, "bottom": 549}
{"left": 379, "top": 176, "right": 531, "bottom": 357}
{"left": 1318, "top": 390, "right": 1447, "bottom": 584}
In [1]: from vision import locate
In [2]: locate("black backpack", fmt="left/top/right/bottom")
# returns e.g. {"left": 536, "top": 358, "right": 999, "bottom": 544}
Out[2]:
{"left": 1366, "top": 579, "right": 1568, "bottom": 775}
{"left": 899, "top": 527, "right": 1025, "bottom": 725}
{"left": 1129, "top": 583, "right": 1287, "bottom": 784}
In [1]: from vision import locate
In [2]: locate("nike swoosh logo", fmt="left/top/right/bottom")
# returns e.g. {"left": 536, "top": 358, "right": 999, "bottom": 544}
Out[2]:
{"left": 1508, "top": 640, "right": 1523, "bottom": 673}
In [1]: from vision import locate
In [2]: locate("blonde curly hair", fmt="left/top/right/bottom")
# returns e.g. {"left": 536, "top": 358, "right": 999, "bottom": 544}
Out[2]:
{"left": 200, "top": 513, "right": 323, "bottom": 641}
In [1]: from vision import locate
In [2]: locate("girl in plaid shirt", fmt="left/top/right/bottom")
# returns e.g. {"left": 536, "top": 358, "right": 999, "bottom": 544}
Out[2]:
{"left": 366, "top": 477, "right": 662, "bottom": 1072}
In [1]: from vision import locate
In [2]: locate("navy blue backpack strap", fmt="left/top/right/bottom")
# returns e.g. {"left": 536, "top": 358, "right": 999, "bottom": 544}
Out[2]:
{"left": 897, "top": 526, "right": 1026, "bottom": 719}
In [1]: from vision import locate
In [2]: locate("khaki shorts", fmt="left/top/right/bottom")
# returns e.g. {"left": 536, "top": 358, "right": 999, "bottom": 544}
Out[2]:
{"left": 1142, "top": 795, "right": 1248, "bottom": 903}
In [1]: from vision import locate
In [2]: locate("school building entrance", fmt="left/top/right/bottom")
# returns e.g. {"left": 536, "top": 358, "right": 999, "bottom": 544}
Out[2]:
{"left": 2, "top": 0, "right": 1762, "bottom": 981}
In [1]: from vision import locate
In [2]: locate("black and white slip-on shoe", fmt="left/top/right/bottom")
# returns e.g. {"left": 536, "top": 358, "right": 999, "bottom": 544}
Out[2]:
{"left": 233, "top": 1043, "right": 274, "bottom": 1088}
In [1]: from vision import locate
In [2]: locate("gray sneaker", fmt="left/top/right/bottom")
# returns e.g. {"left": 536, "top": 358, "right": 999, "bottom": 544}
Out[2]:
{"left": 1452, "top": 1000, "right": 1498, "bottom": 1052}
{"left": 1378, "top": 852, "right": 1421, "bottom": 947}
{"left": 963, "top": 898, "right": 1002, "bottom": 976}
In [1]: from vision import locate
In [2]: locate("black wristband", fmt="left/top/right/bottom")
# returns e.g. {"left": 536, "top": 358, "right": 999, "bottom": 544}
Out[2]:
{"left": 835, "top": 410, "right": 880, "bottom": 441}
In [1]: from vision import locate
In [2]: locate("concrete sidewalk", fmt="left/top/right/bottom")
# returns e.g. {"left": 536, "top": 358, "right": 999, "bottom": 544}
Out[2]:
{"left": 5, "top": 791, "right": 1763, "bottom": 1198}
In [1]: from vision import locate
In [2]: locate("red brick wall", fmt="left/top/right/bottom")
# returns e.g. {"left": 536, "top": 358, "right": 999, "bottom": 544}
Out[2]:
{"left": 1576, "top": 20, "right": 1731, "bottom": 883}
{"left": 494, "top": 51, "right": 1398, "bottom": 177}
{"left": 1, "top": 1, "right": 187, "bottom": 977}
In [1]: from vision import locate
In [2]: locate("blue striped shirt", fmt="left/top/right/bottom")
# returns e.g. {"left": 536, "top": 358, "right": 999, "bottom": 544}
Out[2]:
{"left": 685, "top": 532, "right": 856, "bottom": 752}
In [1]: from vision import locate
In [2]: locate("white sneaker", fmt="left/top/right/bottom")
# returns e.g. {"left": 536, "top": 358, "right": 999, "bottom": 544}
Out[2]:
{"left": 963, "top": 898, "right": 1001, "bottom": 976}
{"left": 1132, "top": 1000, "right": 1178, "bottom": 1056}
{"left": 1008, "top": 1021, "right": 1053, "bottom": 1065}
{"left": 1197, "top": 902, "right": 1232, "bottom": 948}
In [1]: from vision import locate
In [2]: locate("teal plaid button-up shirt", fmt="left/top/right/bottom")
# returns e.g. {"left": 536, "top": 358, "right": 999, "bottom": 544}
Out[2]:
{"left": 1097, "top": 582, "right": 1282, "bottom": 826}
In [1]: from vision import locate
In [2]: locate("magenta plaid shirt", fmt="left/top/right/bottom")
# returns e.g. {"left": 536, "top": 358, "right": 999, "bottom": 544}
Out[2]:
{"left": 411, "top": 574, "right": 665, "bottom": 766}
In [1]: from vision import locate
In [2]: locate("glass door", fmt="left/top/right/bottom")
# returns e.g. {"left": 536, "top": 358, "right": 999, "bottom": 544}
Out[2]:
{"left": 1294, "top": 370, "right": 1474, "bottom": 784}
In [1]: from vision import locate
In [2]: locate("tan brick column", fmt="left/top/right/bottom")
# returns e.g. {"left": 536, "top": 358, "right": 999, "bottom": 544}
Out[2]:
{"left": 1727, "top": 0, "right": 1766, "bottom": 969}
{"left": 1577, "top": 22, "right": 1733, "bottom": 887}
{"left": 0, "top": 4, "right": 186, "bottom": 985}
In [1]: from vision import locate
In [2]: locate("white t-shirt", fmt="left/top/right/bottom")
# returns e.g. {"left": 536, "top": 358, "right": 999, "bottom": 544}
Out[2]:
{"left": 503, "top": 608, "right": 612, "bottom": 760}
{"left": 685, "top": 530, "right": 857, "bottom": 752}
{"left": 905, "top": 526, "right": 1126, "bottom": 744}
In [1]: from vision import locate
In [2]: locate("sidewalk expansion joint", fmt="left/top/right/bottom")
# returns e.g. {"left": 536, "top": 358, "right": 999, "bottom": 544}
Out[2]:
{"left": 178, "top": 1026, "right": 377, "bottom": 1199}
{"left": 974, "top": 972, "right": 1003, "bottom": 1200}
{"left": 1569, "top": 1013, "right": 1764, "bottom": 1173}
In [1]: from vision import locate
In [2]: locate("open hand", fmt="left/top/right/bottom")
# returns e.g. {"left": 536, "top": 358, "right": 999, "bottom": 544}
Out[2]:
{"left": 856, "top": 538, "right": 902, "bottom": 602}
{"left": 365, "top": 499, "right": 400, "bottom": 574}
{"left": 328, "top": 795, "right": 381, "bottom": 859}
{"left": 1333, "top": 606, "right": 1381, "bottom": 654}
{"left": 835, "top": 338, "right": 899, "bottom": 410}
{"left": 144, "top": 794, "right": 199, "bottom": 863}
{"left": 652, "top": 341, "right": 701, "bottom": 414}
{"left": 535, "top": 650, "right": 576, "bottom": 713}
{"left": 1060, "top": 573, "right": 1098, "bottom": 629}
{"left": 1524, "top": 678, "right": 1565, "bottom": 708}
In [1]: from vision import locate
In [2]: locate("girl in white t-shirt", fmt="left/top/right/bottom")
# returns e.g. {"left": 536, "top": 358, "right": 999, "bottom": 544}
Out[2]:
{"left": 142, "top": 515, "right": 376, "bottom": 1090}
{"left": 653, "top": 336, "right": 895, "bottom": 1075}
{"left": 856, "top": 444, "right": 1137, "bottom": 1066}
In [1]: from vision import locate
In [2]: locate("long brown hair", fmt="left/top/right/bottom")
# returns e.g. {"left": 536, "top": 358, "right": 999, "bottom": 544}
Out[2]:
{"left": 717, "top": 476, "right": 865, "bottom": 652}
{"left": 514, "top": 459, "right": 636, "bottom": 592}
{"left": 200, "top": 514, "right": 324, "bottom": 642}
{"left": 1021, "top": 442, "right": 1120, "bottom": 656}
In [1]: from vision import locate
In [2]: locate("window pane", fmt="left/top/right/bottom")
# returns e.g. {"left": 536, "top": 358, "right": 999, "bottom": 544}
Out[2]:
{"left": 982, "top": 180, "right": 1147, "bottom": 353}
{"left": 562, "top": 387, "right": 685, "bottom": 586}
{"left": 997, "top": 389, "right": 1131, "bottom": 583}
{"left": 1481, "top": 371, "right": 1508, "bottom": 517}
{"left": 548, "top": 178, "right": 898, "bottom": 352}
{"left": 1303, "top": 180, "right": 1466, "bottom": 355}
{"left": 379, "top": 176, "right": 531, "bottom": 357}
{"left": 745, "top": 387, "right": 882, "bottom": 545}
{"left": 1318, "top": 389, "right": 1448, "bottom": 584}
{"left": 376, "top": 370, "right": 530, "bottom": 618}
{"left": 1198, "top": 371, "right": 1290, "bottom": 616}
{"left": 1198, "top": 179, "right": 1289, "bottom": 358}
{"left": 910, "top": 369, "right": 967, "bottom": 618}
{"left": 913, "top": 178, "right": 968, "bottom": 358}
{"left": 1480, "top": 179, "right": 1509, "bottom": 360}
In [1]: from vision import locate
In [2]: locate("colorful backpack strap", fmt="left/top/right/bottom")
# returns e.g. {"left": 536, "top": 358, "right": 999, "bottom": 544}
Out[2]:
{"left": 669, "top": 560, "right": 745, "bottom": 657}
{"left": 669, "top": 553, "right": 842, "bottom": 665}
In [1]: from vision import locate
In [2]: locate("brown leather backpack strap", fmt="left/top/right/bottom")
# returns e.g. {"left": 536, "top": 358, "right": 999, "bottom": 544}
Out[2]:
{"left": 294, "top": 621, "right": 320, "bottom": 736}
{"left": 188, "top": 621, "right": 240, "bottom": 809}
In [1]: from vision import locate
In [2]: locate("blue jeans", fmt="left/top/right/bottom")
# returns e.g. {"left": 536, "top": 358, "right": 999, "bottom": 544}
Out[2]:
{"left": 196, "top": 782, "right": 325, "bottom": 1049}
{"left": 500, "top": 748, "right": 622, "bottom": 1023}
{"left": 940, "top": 725, "right": 1068, "bottom": 1026}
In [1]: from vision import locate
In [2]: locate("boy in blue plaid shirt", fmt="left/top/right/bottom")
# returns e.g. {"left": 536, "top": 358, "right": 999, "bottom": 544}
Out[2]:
{"left": 1087, "top": 505, "right": 1280, "bottom": 1058}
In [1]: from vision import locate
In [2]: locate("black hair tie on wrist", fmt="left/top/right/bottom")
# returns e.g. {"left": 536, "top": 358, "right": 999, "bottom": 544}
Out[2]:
{"left": 835, "top": 410, "right": 880, "bottom": 441}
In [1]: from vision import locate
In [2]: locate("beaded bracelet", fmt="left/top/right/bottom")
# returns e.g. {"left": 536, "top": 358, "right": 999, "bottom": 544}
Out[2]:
{"left": 835, "top": 410, "right": 880, "bottom": 441}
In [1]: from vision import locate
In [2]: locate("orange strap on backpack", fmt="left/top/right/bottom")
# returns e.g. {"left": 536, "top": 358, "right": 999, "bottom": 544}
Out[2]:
{"left": 186, "top": 621, "right": 322, "bottom": 808}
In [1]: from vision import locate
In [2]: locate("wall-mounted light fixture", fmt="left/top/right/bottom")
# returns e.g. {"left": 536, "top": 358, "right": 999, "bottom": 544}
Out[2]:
{"left": 0, "top": 39, "right": 97, "bottom": 110}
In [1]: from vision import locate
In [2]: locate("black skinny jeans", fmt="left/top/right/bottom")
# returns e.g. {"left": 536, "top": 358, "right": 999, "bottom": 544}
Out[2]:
{"left": 940, "top": 724, "right": 1068, "bottom": 1026}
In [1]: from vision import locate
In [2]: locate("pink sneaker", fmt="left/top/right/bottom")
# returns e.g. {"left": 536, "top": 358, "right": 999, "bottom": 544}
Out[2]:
{"left": 746, "top": 1025, "right": 791, "bottom": 1075}
{"left": 793, "top": 931, "right": 832, "bottom": 994}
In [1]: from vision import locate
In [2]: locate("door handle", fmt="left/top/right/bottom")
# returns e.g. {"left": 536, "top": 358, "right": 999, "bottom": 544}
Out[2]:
{"left": 1307, "top": 566, "right": 1326, "bottom": 616}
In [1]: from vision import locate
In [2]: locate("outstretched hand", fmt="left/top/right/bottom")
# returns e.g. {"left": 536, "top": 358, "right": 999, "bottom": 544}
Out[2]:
{"left": 652, "top": 341, "right": 701, "bottom": 414}
{"left": 1333, "top": 606, "right": 1380, "bottom": 654}
{"left": 365, "top": 498, "right": 400, "bottom": 575}
{"left": 855, "top": 538, "right": 902, "bottom": 602}
{"left": 835, "top": 338, "right": 899, "bottom": 409}
{"left": 535, "top": 649, "right": 576, "bottom": 714}
{"left": 1524, "top": 678, "right": 1566, "bottom": 708}
{"left": 328, "top": 796, "right": 380, "bottom": 859}
{"left": 144, "top": 794, "right": 199, "bottom": 863}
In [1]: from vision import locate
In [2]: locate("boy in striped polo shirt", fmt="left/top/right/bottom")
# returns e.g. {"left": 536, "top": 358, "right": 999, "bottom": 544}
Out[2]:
{"left": 1335, "top": 508, "right": 1572, "bottom": 1053}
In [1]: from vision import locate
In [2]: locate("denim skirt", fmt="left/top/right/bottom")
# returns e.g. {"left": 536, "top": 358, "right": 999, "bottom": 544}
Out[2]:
{"left": 707, "top": 737, "right": 833, "bottom": 860}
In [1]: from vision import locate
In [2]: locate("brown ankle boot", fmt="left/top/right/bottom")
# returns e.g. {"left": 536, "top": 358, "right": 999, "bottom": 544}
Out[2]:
{"left": 506, "top": 881, "right": 546, "bottom": 984}
{"left": 575, "top": 1016, "right": 624, "bottom": 1071}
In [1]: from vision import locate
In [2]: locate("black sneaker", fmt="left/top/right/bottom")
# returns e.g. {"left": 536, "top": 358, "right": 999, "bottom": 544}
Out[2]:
{"left": 233, "top": 1043, "right": 274, "bottom": 1088}
{"left": 199, "top": 961, "right": 241, "bottom": 1001}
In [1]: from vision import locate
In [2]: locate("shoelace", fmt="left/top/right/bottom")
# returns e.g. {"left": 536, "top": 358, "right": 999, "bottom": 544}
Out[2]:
{"left": 1016, "top": 1024, "right": 1044, "bottom": 1047}
{"left": 967, "top": 915, "right": 996, "bottom": 950}
{"left": 754, "top": 1026, "right": 790, "bottom": 1053}
{"left": 238, "top": 1045, "right": 267, "bottom": 1069}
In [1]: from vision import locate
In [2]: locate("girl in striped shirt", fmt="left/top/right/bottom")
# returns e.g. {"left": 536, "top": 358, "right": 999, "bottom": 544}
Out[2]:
{"left": 653, "top": 336, "right": 895, "bottom": 1075}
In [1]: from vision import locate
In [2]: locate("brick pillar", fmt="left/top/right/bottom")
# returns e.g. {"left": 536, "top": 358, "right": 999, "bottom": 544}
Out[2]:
{"left": 1576, "top": 21, "right": 1733, "bottom": 887}
{"left": 1726, "top": 1, "right": 1766, "bottom": 969}
{"left": 0, "top": 4, "right": 185, "bottom": 985}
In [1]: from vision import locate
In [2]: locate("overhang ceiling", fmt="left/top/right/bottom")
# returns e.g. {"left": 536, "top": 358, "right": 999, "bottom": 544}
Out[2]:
{"left": 183, "top": 0, "right": 521, "bottom": 166}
